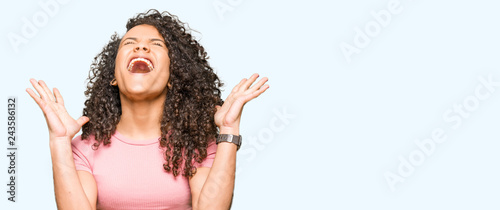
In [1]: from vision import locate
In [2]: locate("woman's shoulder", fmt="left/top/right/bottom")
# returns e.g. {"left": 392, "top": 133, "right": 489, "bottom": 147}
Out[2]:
{"left": 71, "top": 134, "right": 99, "bottom": 151}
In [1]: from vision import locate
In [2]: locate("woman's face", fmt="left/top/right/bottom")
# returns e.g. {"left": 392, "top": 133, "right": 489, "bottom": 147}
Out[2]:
{"left": 114, "top": 24, "right": 170, "bottom": 101}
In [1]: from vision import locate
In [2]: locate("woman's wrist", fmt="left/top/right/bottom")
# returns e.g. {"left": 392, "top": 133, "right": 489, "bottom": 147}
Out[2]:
{"left": 219, "top": 127, "right": 239, "bottom": 136}
{"left": 49, "top": 137, "right": 73, "bottom": 149}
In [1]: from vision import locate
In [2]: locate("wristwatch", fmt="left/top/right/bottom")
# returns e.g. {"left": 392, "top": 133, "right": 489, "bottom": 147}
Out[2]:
{"left": 216, "top": 134, "right": 242, "bottom": 150}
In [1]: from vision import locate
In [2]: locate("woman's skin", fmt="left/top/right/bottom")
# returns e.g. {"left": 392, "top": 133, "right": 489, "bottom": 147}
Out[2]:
{"left": 26, "top": 24, "right": 269, "bottom": 210}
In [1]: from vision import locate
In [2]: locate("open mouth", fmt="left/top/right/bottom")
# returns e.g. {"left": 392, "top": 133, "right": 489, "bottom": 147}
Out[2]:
{"left": 128, "top": 57, "right": 154, "bottom": 73}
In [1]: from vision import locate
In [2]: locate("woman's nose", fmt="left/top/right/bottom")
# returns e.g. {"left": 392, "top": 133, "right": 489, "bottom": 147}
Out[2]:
{"left": 134, "top": 45, "right": 149, "bottom": 52}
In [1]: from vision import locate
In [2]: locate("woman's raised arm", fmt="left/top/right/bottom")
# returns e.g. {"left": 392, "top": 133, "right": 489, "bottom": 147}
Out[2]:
{"left": 190, "top": 73, "right": 269, "bottom": 209}
{"left": 26, "top": 79, "right": 97, "bottom": 210}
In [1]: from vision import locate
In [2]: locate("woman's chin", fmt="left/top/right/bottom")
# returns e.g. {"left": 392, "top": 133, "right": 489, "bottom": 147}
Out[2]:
{"left": 120, "top": 86, "right": 165, "bottom": 101}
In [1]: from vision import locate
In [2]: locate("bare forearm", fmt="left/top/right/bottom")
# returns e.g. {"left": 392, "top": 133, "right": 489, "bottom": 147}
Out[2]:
{"left": 50, "top": 140, "right": 92, "bottom": 210}
{"left": 197, "top": 73, "right": 268, "bottom": 208}
{"left": 197, "top": 132, "right": 238, "bottom": 209}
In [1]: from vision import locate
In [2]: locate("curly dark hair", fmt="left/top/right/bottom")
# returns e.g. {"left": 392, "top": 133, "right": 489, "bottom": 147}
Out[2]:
{"left": 81, "top": 9, "right": 223, "bottom": 177}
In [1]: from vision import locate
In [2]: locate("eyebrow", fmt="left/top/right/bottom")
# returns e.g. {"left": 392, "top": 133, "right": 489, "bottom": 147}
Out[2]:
{"left": 122, "top": 37, "right": 166, "bottom": 44}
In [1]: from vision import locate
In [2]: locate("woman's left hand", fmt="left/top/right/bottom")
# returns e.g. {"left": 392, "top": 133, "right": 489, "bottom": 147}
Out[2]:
{"left": 214, "top": 73, "right": 269, "bottom": 134}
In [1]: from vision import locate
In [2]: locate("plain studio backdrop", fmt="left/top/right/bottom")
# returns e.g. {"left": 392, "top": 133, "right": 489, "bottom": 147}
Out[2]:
{"left": 1, "top": 0, "right": 500, "bottom": 209}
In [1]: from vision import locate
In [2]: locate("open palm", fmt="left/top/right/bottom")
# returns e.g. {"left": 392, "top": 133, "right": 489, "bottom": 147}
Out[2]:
{"left": 214, "top": 73, "right": 269, "bottom": 131}
{"left": 26, "top": 79, "right": 89, "bottom": 142}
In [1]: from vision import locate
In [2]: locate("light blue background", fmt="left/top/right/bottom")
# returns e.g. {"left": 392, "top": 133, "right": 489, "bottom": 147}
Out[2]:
{"left": 1, "top": 0, "right": 500, "bottom": 209}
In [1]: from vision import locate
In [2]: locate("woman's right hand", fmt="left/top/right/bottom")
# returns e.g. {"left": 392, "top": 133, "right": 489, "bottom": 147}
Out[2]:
{"left": 26, "top": 79, "right": 89, "bottom": 142}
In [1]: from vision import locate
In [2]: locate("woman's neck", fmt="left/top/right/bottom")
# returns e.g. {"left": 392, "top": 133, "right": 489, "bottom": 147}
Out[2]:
{"left": 116, "top": 94, "right": 165, "bottom": 141}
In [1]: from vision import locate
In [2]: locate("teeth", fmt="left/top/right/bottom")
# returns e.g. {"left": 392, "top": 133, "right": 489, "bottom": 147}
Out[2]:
{"left": 128, "top": 57, "right": 154, "bottom": 72}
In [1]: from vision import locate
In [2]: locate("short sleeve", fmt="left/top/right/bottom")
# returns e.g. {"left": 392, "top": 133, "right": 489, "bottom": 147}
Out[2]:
{"left": 194, "top": 140, "right": 218, "bottom": 168}
{"left": 71, "top": 135, "right": 94, "bottom": 174}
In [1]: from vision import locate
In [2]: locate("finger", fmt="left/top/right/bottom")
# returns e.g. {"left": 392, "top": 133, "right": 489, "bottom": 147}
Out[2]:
{"left": 231, "top": 78, "right": 247, "bottom": 93}
{"left": 26, "top": 88, "right": 47, "bottom": 109}
{"left": 248, "top": 77, "right": 268, "bottom": 92}
{"left": 53, "top": 88, "right": 65, "bottom": 106}
{"left": 238, "top": 73, "right": 259, "bottom": 92}
{"left": 76, "top": 116, "right": 90, "bottom": 127}
{"left": 244, "top": 84, "right": 270, "bottom": 102}
{"left": 29, "top": 79, "right": 50, "bottom": 101}
{"left": 27, "top": 88, "right": 64, "bottom": 131}
{"left": 216, "top": 102, "right": 230, "bottom": 114}
{"left": 255, "top": 84, "right": 270, "bottom": 96}
{"left": 38, "top": 80, "right": 56, "bottom": 102}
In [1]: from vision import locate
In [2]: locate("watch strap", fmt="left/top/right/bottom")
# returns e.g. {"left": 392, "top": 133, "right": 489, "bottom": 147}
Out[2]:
{"left": 216, "top": 134, "right": 242, "bottom": 150}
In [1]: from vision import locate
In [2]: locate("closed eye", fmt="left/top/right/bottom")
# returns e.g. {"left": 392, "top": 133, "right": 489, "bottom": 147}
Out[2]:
{"left": 152, "top": 42, "right": 163, "bottom": 47}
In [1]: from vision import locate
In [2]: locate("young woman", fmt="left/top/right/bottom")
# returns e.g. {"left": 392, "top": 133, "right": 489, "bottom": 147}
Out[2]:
{"left": 26, "top": 9, "right": 269, "bottom": 210}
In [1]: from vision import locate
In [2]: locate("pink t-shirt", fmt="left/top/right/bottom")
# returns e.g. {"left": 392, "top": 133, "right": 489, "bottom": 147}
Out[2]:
{"left": 71, "top": 131, "right": 217, "bottom": 210}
